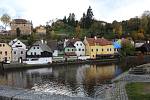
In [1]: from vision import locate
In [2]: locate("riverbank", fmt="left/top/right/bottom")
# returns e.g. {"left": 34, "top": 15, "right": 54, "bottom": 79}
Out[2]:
{"left": 1, "top": 58, "right": 118, "bottom": 71}
{"left": 0, "top": 85, "right": 96, "bottom": 100}
{"left": 95, "top": 63, "right": 150, "bottom": 100}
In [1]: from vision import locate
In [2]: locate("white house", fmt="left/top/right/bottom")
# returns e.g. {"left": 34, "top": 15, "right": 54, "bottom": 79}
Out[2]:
{"left": 25, "top": 40, "right": 52, "bottom": 64}
{"left": 65, "top": 38, "right": 85, "bottom": 57}
{"left": 9, "top": 38, "right": 27, "bottom": 63}
{"left": 74, "top": 40, "right": 85, "bottom": 57}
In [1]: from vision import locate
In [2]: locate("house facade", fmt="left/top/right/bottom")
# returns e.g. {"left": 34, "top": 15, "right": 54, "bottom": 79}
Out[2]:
{"left": 0, "top": 43, "right": 12, "bottom": 62}
{"left": 10, "top": 19, "right": 32, "bottom": 35}
{"left": 73, "top": 39, "right": 85, "bottom": 57}
{"left": 25, "top": 40, "right": 52, "bottom": 64}
{"left": 9, "top": 38, "right": 27, "bottom": 63}
{"left": 84, "top": 37, "right": 114, "bottom": 59}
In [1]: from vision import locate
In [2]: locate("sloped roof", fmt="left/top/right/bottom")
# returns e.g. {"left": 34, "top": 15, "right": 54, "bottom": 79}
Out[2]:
{"left": 47, "top": 40, "right": 58, "bottom": 51}
{"left": 66, "top": 38, "right": 80, "bottom": 46}
{"left": 12, "top": 19, "right": 29, "bottom": 24}
{"left": 86, "top": 37, "right": 112, "bottom": 46}
{"left": 33, "top": 41, "right": 52, "bottom": 53}
{"left": 9, "top": 38, "right": 18, "bottom": 46}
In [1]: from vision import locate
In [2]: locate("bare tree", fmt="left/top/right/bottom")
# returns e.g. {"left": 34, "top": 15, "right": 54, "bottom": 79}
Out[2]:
{"left": 0, "top": 13, "right": 11, "bottom": 29}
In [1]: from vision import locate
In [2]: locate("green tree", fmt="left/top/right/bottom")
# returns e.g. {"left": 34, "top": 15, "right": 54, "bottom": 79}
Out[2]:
{"left": 0, "top": 13, "right": 11, "bottom": 29}
{"left": 120, "top": 40, "right": 135, "bottom": 57}
{"left": 16, "top": 27, "right": 21, "bottom": 37}
{"left": 28, "top": 32, "right": 36, "bottom": 45}
{"left": 85, "top": 6, "right": 94, "bottom": 29}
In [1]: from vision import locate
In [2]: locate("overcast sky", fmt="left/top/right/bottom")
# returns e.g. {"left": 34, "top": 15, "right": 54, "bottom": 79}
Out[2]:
{"left": 1, "top": 0, "right": 150, "bottom": 27}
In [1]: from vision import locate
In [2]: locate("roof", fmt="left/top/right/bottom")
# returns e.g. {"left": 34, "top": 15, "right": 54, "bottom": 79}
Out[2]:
{"left": 66, "top": 38, "right": 80, "bottom": 46}
{"left": 65, "top": 52, "right": 76, "bottom": 56}
{"left": 57, "top": 41, "right": 64, "bottom": 51}
{"left": 12, "top": 19, "right": 29, "bottom": 24}
{"left": 9, "top": 38, "right": 18, "bottom": 46}
{"left": 47, "top": 40, "right": 58, "bottom": 51}
{"left": 33, "top": 40, "right": 52, "bottom": 53}
{"left": 66, "top": 42, "right": 75, "bottom": 48}
{"left": 86, "top": 37, "right": 112, "bottom": 46}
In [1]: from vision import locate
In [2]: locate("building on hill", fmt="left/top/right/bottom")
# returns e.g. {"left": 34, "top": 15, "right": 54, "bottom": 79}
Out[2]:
{"left": 0, "top": 42, "right": 12, "bottom": 63}
{"left": 35, "top": 25, "right": 46, "bottom": 35}
{"left": 25, "top": 40, "right": 52, "bottom": 64}
{"left": 9, "top": 38, "right": 27, "bottom": 63}
{"left": 10, "top": 19, "right": 32, "bottom": 35}
{"left": 84, "top": 36, "right": 114, "bottom": 59}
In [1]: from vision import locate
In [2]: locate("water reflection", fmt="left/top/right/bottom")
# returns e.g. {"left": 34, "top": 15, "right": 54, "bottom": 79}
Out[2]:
{"left": 0, "top": 64, "right": 123, "bottom": 97}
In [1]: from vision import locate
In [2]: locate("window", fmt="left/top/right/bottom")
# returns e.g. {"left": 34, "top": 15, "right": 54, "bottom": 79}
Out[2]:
{"left": 34, "top": 52, "right": 36, "bottom": 55}
{"left": 107, "top": 49, "right": 109, "bottom": 51}
{"left": 77, "top": 44, "right": 78, "bottom": 46}
{"left": 82, "top": 49, "right": 84, "bottom": 51}
{"left": 92, "top": 49, "right": 93, "bottom": 52}
{"left": 5, "top": 51, "right": 7, "bottom": 56}
{"left": 0, "top": 51, "right": 2, "bottom": 54}
{"left": 80, "top": 43, "right": 82, "bottom": 46}
{"left": 0, "top": 44, "right": 1, "bottom": 47}
{"left": 33, "top": 47, "right": 35, "bottom": 49}
{"left": 18, "top": 43, "right": 20, "bottom": 44}
{"left": 37, "top": 47, "right": 39, "bottom": 49}
{"left": 3, "top": 44, "right": 5, "bottom": 47}
{"left": 102, "top": 49, "right": 104, "bottom": 51}
{"left": 21, "top": 51, "right": 23, "bottom": 54}
{"left": 14, "top": 51, "right": 16, "bottom": 54}
{"left": 110, "top": 48, "right": 111, "bottom": 51}
{"left": 79, "top": 48, "right": 81, "bottom": 51}
{"left": 31, "top": 52, "right": 33, "bottom": 55}
{"left": 72, "top": 49, "right": 74, "bottom": 51}
{"left": 96, "top": 49, "right": 98, "bottom": 52}
{"left": 93, "top": 55, "right": 94, "bottom": 57}
{"left": 68, "top": 49, "right": 70, "bottom": 51}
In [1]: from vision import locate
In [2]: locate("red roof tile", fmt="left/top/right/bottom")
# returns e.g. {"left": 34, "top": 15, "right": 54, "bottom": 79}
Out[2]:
{"left": 86, "top": 38, "right": 112, "bottom": 46}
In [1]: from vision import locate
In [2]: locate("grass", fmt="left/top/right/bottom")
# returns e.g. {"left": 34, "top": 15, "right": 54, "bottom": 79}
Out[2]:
{"left": 126, "top": 82, "right": 150, "bottom": 100}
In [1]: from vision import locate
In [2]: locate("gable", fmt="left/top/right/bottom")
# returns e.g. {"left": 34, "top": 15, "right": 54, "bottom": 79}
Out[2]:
{"left": 12, "top": 40, "right": 26, "bottom": 48}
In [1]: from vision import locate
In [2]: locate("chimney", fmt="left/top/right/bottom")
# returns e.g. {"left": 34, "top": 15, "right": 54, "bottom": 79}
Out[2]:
{"left": 41, "top": 40, "right": 43, "bottom": 44}
{"left": 94, "top": 36, "right": 97, "bottom": 40}
{"left": 45, "top": 41, "right": 47, "bottom": 44}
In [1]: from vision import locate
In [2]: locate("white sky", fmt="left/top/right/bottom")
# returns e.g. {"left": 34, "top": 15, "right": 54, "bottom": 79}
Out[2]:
{"left": 1, "top": 0, "right": 150, "bottom": 27}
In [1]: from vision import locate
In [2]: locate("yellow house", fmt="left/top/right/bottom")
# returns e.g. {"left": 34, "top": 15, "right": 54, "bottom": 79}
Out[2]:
{"left": 0, "top": 43, "right": 12, "bottom": 62}
{"left": 84, "top": 37, "right": 114, "bottom": 59}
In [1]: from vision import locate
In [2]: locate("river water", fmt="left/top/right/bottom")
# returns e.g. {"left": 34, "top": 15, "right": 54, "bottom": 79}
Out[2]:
{"left": 0, "top": 62, "right": 127, "bottom": 98}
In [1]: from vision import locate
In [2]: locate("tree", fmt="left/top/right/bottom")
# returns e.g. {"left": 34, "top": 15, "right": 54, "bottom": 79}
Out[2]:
{"left": 85, "top": 6, "right": 94, "bottom": 29}
{"left": 112, "top": 21, "right": 122, "bottom": 38}
{"left": 80, "top": 13, "right": 86, "bottom": 28}
{"left": 28, "top": 32, "right": 36, "bottom": 45}
{"left": 0, "top": 13, "right": 11, "bottom": 29}
{"left": 120, "top": 39, "right": 135, "bottom": 57}
{"left": 75, "top": 24, "right": 81, "bottom": 37}
{"left": 16, "top": 27, "right": 21, "bottom": 37}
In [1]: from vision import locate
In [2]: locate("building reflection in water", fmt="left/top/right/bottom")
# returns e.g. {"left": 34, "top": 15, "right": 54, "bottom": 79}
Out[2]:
{"left": 0, "top": 64, "right": 122, "bottom": 97}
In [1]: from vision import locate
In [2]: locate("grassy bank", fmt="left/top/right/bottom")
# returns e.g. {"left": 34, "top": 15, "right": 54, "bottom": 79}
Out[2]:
{"left": 126, "top": 82, "right": 150, "bottom": 100}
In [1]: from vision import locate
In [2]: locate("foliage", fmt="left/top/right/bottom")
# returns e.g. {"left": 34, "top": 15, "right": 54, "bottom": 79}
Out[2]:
{"left": 0, "top": 13, "right": 11, "bottom": 29}
{"left": 120, "top": 39, "right": 135, "bottom": 57}
{"left": 27, "top": 32, "right": 36, "bottom": 45}
{"left": 16, "top": 27, "right": 21, "bottom": 37}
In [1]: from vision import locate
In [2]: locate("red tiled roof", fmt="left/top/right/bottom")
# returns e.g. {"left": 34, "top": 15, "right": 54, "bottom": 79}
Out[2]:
{"left": 86, "top": 38, "right": 112, "bottom": 46}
